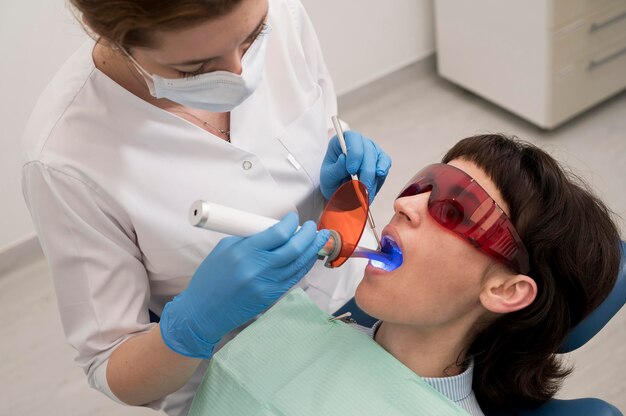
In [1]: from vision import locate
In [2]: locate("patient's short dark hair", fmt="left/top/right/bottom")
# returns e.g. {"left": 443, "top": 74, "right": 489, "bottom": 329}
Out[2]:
{"left": 443, "top": 134, "right": 621, "bottom": 411}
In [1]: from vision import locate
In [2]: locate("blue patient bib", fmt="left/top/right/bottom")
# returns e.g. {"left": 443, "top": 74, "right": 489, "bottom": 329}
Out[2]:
{"left": 189, "top": 289, "right": 469, "bottom": 415}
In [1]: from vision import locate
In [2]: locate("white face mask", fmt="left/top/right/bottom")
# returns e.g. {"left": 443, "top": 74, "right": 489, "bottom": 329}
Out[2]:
{"left": 124, "top": 24, "right": 271, "bottom": 112}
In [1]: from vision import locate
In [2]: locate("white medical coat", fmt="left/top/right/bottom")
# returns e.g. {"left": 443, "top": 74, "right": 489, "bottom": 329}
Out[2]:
{"left": 21, "top": 0, "right": 368, "bottom": 413}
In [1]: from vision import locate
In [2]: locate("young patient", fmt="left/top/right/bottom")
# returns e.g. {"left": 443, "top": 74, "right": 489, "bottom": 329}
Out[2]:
{"left": 355, "top": 134, "right": 621, "bottom": 415}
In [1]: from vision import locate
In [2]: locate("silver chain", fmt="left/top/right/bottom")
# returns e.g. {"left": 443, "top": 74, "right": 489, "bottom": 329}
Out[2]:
{"left": 171, "top": 110, "right": 231, "bottom": 139}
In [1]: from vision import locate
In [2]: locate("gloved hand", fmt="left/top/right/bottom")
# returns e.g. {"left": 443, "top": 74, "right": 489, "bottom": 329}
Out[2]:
{"left": 320, "top": 130, "right": 392, "bottom": 204}
{"left": 159, "top": 212, "right": 330, "bottom": 359}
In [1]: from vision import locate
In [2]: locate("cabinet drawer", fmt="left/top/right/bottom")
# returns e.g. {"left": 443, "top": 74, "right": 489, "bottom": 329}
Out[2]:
{"left": 552, "top": 38, "right": 626, "bottom": 124}
{"left": 552, "top": 0, "right": 623, "bottom": 28}
{"left": 553, "top": 0, "right": 626, "bottom": 67}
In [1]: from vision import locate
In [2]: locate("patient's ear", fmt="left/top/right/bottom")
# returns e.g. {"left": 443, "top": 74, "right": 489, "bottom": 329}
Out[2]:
{"left": 480, "top": 274, "right": 537, "bottom": 313}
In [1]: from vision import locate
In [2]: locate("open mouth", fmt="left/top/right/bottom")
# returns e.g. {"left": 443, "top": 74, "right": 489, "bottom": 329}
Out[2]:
{"left": 369, "top": 235, "right": 403, "bottom": 271}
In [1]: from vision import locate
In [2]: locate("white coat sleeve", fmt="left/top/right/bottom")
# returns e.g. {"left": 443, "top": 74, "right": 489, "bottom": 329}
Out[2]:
{"left": 22, "top": 161, "right": 161, "bottom": 409}
{"left": 290, "top": 0, "right": 350, "bottom": 137}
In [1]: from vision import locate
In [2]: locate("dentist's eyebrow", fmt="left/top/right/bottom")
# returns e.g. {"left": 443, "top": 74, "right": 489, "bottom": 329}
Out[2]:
{"left": 167, "top": 11, "right": 269, "bottom": 67}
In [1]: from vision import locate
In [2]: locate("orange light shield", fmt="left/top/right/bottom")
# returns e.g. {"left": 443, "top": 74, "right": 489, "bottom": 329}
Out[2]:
{"left": 318, "top": 180, "right": 369, "bottom": 267}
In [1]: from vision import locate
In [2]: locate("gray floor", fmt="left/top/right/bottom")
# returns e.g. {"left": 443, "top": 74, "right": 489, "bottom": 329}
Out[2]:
{"left": 2, "top": 57, "right": 625, "bottom": 415}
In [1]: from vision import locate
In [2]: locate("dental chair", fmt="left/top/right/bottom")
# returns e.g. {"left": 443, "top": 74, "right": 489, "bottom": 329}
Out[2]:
{"left": 334, "top": 240, "right": 626, "bottom": 416}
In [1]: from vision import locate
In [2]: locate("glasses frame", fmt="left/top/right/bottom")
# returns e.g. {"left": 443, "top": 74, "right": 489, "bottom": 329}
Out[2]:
{"left": 397, "top": 163, "right": 530, "bottom": 274}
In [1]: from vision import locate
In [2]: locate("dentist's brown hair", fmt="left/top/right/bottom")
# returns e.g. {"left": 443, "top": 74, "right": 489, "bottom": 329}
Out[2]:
{"left": 69, "top": 0, "right": 244, "bottom": 50}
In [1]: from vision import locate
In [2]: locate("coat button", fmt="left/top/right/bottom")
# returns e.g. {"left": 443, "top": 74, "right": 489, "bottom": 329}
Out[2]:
{"left": 242, "top": 160, "right": 253, "bottom": 170}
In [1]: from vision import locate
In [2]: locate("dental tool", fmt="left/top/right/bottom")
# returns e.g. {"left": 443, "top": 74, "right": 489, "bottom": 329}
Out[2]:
{"left": 330, "top": 116, "right": 382, "bottom": 250}
{"left": 189, "top": 200, "right": 402, "bottom": 270}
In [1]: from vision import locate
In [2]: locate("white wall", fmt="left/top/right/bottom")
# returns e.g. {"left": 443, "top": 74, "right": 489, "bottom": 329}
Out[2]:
{"left": 0, "top": 2, "right": 88, "bottom": 250}
{"left": 0, "top": 0, "right": 434, "bottom": 250}
{"left": 301, "top": 0, "right": 434, "bottom": 95}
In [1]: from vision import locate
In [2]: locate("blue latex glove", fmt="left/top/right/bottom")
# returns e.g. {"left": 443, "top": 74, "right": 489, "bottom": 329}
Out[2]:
{"left": 320, "top": 130, "right": 392, "bottom": 204}
{"left": 160, "top": 212, "right": 330, "bottom": 359}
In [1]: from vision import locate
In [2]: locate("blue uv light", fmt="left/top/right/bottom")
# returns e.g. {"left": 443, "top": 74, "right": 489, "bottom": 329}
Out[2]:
{"left": 351, "top": 243, "right": 403, "bottom": 271}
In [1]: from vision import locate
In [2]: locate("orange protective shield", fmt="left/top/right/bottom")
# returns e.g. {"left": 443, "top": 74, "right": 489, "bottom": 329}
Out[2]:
{"left": 318, "top": 180, "right": 369, "bottom": 267}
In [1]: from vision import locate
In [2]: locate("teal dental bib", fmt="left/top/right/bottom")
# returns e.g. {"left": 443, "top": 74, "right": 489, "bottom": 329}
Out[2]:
{"left": 189, "top": 289, "right": 469, "bottom": 415}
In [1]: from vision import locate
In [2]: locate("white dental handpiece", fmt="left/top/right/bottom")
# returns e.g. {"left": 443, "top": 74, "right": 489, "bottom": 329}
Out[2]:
{"left": 188, "top": 200, "right": 342, "bottom": 263}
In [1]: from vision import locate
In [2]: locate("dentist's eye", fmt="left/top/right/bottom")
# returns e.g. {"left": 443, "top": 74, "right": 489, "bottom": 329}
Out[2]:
{"left": 242, "top": 23, "right": 270, "bottom": 49}
{"left": 178, "top": 69, "right": 203, "bottom": 78}
{"left": 257, "top": 23, "right": 271, "bottom": 36}
{"left": 251, "top": 23, "right": 270, "bottom": 41}
{"left": 177, "top": 62, "right": 207, "bottom": 78}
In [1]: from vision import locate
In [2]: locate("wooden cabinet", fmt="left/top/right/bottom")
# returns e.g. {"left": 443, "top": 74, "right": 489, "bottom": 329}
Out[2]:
{"left": 434, "top": 0, "right": 626, "bottom": 129}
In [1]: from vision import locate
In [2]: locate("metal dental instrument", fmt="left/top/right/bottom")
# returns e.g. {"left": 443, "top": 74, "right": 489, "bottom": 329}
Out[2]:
{"left": 330, "top": 116, "right": 382, "bottom": 249}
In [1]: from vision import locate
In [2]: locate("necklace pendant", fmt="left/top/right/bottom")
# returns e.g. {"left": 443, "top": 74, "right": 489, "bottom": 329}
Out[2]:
{"left": 196, "top": 117, "right": 229, "bottom": 139}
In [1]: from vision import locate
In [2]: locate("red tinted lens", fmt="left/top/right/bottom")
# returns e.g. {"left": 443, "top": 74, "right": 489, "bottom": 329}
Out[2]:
{"left": 397, "top": 164, "right": 529, "bottom": 274}
{"left": 318, "top": 180, "right": 369, "bottom": 268}
{"left": 398, "top": 164, "right": 477, "bottom": 233}
{"left": 429, "top": 199, "right": 464, "bottom": 228}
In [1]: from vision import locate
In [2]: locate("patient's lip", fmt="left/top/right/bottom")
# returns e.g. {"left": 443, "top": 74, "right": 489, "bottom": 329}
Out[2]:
{"left": 381, "top": 226, "right": 402, "bottom": 253}
{"left": 363, "top": 226, "right": 403, "bottom": 275}
{"left": 365, "top": 261, "right": 389, "bottom": 275}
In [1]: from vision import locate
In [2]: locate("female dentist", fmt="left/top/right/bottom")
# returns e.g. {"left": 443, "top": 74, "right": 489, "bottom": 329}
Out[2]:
{"left": 21, "top": 0, "right": 391, "bottom": 414}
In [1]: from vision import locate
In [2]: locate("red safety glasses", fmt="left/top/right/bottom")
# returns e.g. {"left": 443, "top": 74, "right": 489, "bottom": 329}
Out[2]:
{"left": 397, "top": 163, "right": 530, "bottom": 274}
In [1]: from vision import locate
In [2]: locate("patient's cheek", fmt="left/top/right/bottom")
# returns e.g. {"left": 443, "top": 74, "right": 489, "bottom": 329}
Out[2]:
{"left": 354, "top": 283, "right": 373, "bottom": 314}
{"left": 354, "top": 281, "right": 385, "bottom": 319}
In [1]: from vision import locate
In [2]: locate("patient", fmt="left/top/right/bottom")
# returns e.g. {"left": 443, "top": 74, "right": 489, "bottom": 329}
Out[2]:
{"left": 355, "top": 134, "right": 621, "bottom": 414}
{"left": 189, "top": 134, "right": 621, "bottom": 416}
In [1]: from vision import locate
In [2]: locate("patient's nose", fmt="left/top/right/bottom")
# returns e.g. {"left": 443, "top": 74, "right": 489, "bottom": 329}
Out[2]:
{"left": 394, "top": 193, "right": 429, "bottom": 226}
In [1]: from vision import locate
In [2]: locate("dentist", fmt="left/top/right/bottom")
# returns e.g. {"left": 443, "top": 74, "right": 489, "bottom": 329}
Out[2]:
{"left": 21, "top": 0, "right": 391, "bottom": 414}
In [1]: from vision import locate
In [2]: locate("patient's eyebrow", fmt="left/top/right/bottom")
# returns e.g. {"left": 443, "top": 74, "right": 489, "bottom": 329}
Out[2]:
{"left": 450, "top": 185, "right": 481, "bottom": 205}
